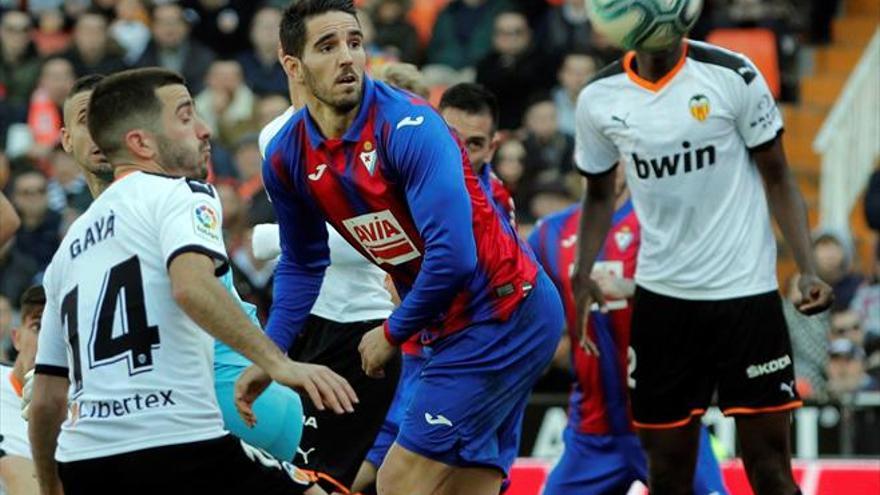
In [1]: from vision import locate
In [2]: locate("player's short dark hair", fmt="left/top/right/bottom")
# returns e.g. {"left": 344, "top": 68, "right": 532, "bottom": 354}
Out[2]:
{"left": 19, "top": 285, "right": 45, "bottom": 320}
{"left": 68, "top": 74, "right": 105, "bottom": 101}
{"left": 280, "top": 0, "right": 357, "bottom": 58}
{"left": 438, "top": 83, "right": 500, "bottom": 132}
{"left": 87, "top": 68, "right": 185, "bottom": 159}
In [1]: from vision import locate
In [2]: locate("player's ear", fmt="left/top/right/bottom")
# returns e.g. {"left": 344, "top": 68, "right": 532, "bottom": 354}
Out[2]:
{"left": 61, "top": 127, "right": 73, "bottom": 153}
{"left": 487, "top": 133, "right": 501, "bottom": 162}
{"left": 123, "top": 129, "right": 156, "bottom": 161}
{"left": 10, "top": 327, "right": 21, "bottom": 351}
{"left": 280, "top": 52, "right": 302, "bottom": 82}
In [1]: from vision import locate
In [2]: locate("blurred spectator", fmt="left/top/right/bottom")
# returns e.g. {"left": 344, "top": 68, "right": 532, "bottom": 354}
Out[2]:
{"left": 63, "top": 9, "right": 126, "bottom": 76}
{"left": 850, "top": 249, "right": 879, "bottom": 339}
{"left": 32, "top": 8, "right": 71, "bottom": 56}
{"left": 236, "top": 5, "right": 286, "bottom": 96}
{"left": 826, "top": 338, "right": 879, "bottom": 398}
{"left": 831, "top": 309, "right": 867, "bottom": 349}
{"left": 9, "top": 171, "right": 60, "bottom": 271}
{"left": 536, "top": 0, "right": 594, "bottom": 59}
{"left": 866, "top": 168, "right": 880, "bottom": 234}
{"left": 136, "top": 2, "right": 216, "bottom": 94}
{"left": 216, "top": 180, "right": 247, "bottom": 249}
{"left": 553, "top": 52, "right": 596, "bottom": 137}
{"left": 255, "top": 93, "right": 291, "bottom": 129}
{"left": 195, "top": 59, "right": 255, "bottom": 146}
{"left": 27, "top": 57, "right": 75, "bottom": 164}
{"left": 46, "top": 145, "right": 91, "bottom": 222}
{"left": 0, "top": 10, "right": 41, "bottom": 120}
{"left": 110, "top": 0, "right": 151, "bottom": 65}
{"left": 526, "top": 179, "right": 574, "bottom": 224}
{"left": 808, "top": 0, "right": 840, "bottom": 45}
{"left": 476, "top": 11, "right": 555, "bottom": 130}
{"left": 231, "top": 133, "right": 273, "bottom": 223}
{"left": 372, "top": 62, "right": 430, "bottom": 99}
{"left": 0, "top": 294, "right": 12, "bottom": 362}
{"left": 522, "top": 98, "right": 574, "bottom": 182}
{"left": 0, "top": 189, "right": 19, "bottom": 247}
{"left": 371, "top": 0, "right": 421, "bottom": 64}
{"left": 494, "top": 137, "right": 526, "bottom": 199}
{"left": 231, "top": 225, "right": 276, "bottom": 324}
{"left": 427, "top": 0, "right": 510, "bottom": 70}
{"left": 814, "top": 229, "right": 864, "bottom": 310}
{"left": 184, "top": 0, "right": 259, "bottom": 58}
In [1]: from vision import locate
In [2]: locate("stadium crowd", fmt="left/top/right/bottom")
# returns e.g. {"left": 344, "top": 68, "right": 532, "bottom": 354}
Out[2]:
{"left": 0, "top": 0, "right": 877, "bottom": 408}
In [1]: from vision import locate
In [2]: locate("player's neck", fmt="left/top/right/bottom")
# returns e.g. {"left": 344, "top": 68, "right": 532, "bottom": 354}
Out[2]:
{"left": 633, "top": 42, "right": 684, "bottom": 83}
{"left": 112, "top": 161, "right": 167, "bottom": 180}
{"left": 84, "top": 172, "right": 110, "bottom": 198}
{"left": 305, "top": 98, "right": 361, "bottom": 140}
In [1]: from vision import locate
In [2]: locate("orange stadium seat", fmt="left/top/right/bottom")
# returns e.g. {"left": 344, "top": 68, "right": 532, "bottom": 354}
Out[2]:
{"left": 706, "top": 28, "right": 782, "bottom": 99}
{"left": 407, "top": 0, "right": 450, "bottom": 47}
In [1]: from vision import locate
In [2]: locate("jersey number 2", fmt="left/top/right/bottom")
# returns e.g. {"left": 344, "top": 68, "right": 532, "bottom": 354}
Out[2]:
{"left": 62, "top": 256, "right": 160, "bottom": 394}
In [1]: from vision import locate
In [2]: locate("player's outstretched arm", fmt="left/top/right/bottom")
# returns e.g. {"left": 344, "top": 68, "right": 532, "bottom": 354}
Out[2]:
{"left": 169, "top": 253, "right": 357, "bottom": 416}
{"left": 27, "top": 373, "right": 68, "bottom": 495}
{"left": 0, "top": 191, "right": 21, "bottom": 247}
{"left": 754, "top": 139, "right": 833, "bottom": 315}
{"left": 571, "top": 168, "right": 618, "bottom": 356}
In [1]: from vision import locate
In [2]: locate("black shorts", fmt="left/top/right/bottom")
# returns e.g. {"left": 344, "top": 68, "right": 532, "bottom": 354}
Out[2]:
{"left": 57, "top": 434, "right": 314, "bottom": 495}
{"left": 288, "top": 314, "right": 400, "bottom": 491}
{"left": 629, "top": 287, "right": 801, "bottom": 428}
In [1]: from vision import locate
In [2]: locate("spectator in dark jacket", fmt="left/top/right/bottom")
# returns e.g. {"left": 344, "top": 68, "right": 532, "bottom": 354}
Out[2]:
{"left": 183, "top": 0, "right": 259, "bottom": 58}
{"left": 427, "top": 0, "right": 510, "bottom": 70}
{"left": 236, "top": 5, "right": 286, "bottom": 96}
{"left": 371, "top": 0, "right": 421, "bottom": 64}
{"left": 814, "top": 229, "right": 865, "bottom": 310}
{"left": 476, "top": 11, "right": 556, "bottom": 130}
{"left": 0, "top": 10, "right": 42, "bottom": 121}
{"left": 63, "top": 9, "right": 126, "bottom": 76}
{"left": 136, "top": 2, "right": 216, "bottom": 94}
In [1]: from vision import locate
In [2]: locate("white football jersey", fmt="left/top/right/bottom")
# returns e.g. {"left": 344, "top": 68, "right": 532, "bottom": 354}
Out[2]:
{"left": 575, "top": 40, "right": 783, "bottom": 300}
{"left": 259, "top": 107, "right": 393, "bottom": 323}
{"left": 0, "top": 364, "right": 30, "bottom": 459}
{"left": 35, "top": 172, "right": 227, "bottom": 462}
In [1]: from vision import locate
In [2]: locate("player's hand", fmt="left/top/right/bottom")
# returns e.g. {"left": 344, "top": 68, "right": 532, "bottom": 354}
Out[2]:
{"left": 271, "top": 361, "right": 358, "bottom": 415}
{"left": 592, "top": 270, "right": 634, "bottom": 300}
{"left": 795, "top": 274, "right": 834, "bottom": 315}
{"left": 20, "top": 368, "right": 34, "bottom": 421}
{"left": 358, "top": 326, "right": 395, "bottom": 379}
{"left": 572, "top": 270, "right": 605, "bottom": 356}
{"left": 235, "top": 365, "right": 272, "bottom": 427}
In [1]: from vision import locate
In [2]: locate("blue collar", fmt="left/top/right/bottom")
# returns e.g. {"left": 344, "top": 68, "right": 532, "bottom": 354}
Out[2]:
{"left": 303, "top": 76, "right": 376, "bottom": 149}
{"left": 611, "top": 197, "right": 634, "bottom": 224}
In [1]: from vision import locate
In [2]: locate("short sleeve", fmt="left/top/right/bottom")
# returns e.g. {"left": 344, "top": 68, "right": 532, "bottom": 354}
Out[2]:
{"left": 734, "top": 59, "right": 784, "bottom": 150}
{"left": 34, "top": 266, "right": 70, "bottom": 377}
{"left": 158, "top": 179, "right": 229, "bottom": 275}
{"left": 574, "top": 88, "right": 619, "bottom": 176}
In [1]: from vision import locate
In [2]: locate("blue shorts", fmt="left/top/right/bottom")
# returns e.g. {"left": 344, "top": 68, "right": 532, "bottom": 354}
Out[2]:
{"left": 365, "top": 352, "right": 427, "bottom": 467}
{"left": 543, "top": 426, "right": 728, "bottom": 495}
{"left": 214, "top": 362, "right": 304, "bottom": 462}
{"left": 396, "top": 270, "right": 564, "bottom": 475}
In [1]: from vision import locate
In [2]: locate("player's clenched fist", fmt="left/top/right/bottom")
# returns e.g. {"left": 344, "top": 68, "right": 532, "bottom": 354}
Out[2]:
{"left": 358, "top": 326, "right": 396, "bottom": 379}
{"left": 571, "top": 269, "right": 606, "bottom": 357}
{"left": 235, "top": 362, "right": 358, "bottom": 425}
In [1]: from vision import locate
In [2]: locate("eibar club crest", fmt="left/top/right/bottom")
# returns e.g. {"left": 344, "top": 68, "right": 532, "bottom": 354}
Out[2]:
{"left": 360, "top": 140, "right": 378, "bottom": 175}
{"left": 689, "top": 94, "right": 710, "bottom": 122}
{"left": 614, "top": 226, "right": 633, "bottom": 251}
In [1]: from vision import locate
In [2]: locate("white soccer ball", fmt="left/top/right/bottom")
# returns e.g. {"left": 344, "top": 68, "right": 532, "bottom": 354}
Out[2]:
{"left": 588, "top": 0, "right": 704, "bottom": 52}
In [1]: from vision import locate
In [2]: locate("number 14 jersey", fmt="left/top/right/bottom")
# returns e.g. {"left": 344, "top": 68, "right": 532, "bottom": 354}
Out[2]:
{"left": 35, "top": 171, "right": 228, "bottom": 462}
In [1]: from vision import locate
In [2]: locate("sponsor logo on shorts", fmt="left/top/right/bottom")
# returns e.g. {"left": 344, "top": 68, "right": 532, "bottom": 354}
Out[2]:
{"left": 342, "top": 210, "right": 420, "bottom": 265}
{"left": 424, "top": 413, "right": 453, "bottom": 427}
{"left": 70, "top": 389, "right": 176, "bottom": 422}
{"left": 780, "top": 380, "right": 796, "bottom": 398}
{"left": 746, "top": 355, "right": 792, "bottom": 379}
{"left": 297, "top": 446, "right": 316, "bottom": 464}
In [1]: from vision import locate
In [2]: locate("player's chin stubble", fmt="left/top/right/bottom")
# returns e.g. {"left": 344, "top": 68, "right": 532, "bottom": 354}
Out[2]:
{"left": 303, "top": 66, "right": 361, "bottom": 114}
{"left": 157, "top": 136, "right": 207, "bottom": 181}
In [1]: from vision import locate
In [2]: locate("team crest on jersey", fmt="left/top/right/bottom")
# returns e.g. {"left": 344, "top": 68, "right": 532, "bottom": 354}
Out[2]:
{"left": 360, "top": 141, "right": 378, "bottom": 175}
{"left": 192, "top": 202, "right": 221, "bottom": 242}
{"left": 342, "top": 209, "right": 420, "bottom": 265}
{"left": 614, "top": 226, "right": 634, "bottom": 251}
{"left": 689, "top": 95, "right": 711, "bottom": 122}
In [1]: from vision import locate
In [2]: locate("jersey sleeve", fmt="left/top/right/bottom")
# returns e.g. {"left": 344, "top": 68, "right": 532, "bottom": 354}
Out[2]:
{"left": 34, "top": 265, "right": 70, "bottom": 377}
{"left": 733, "top": 58, "right": 784, "bottom": 150}
{"left": 574, "top": 88, "right": 619, "bottom": 176}
{"left": 526, "top": 222, "right": 546, "bottom": 265}
{"left": 158, "top": 179, "right": 229, "bottom": 276}
{"left": 262, "top": 153, "right": 329, "bottom": 351}
{"left": 384, "top": 111, "right": 478, "bottom": 343}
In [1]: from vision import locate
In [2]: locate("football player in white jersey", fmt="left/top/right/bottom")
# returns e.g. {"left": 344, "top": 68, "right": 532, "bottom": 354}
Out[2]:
{"left": 27, "top": 68, "right": 356, "bottom": 495}
{"left": 571, "top": 37, "right": 833, "bottom": 495}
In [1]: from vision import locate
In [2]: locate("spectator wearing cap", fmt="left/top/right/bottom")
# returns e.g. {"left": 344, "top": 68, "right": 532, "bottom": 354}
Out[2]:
{"left": 136, "top": 2, "right": 216, "bottom": 94}
{"left": 813, "top": 229, "right": 865, "bottom": 310}
{"left": 826, "top": 338, "right": 879, "bottom": 398}
{"left": 552, "top": 52, "right": 597, "bottom": 137}
{"left": 476, "top": 11, "right": 556, "bottom": 130}
{"left": 63, "top": 9, "right": 126, "bottom": 76}
{"left": 0, "top": 10, "right": 42, "bottom": 121}
{"left": 236, "top": 5, "right": 286, "bottom": 96}
{"left": 427, "top": 0, "right": 511, "bottom": 70}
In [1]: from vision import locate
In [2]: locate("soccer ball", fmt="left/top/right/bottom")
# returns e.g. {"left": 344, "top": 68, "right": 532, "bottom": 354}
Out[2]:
{"left": 588, "top": 0, "right": 704, "bottom": 52}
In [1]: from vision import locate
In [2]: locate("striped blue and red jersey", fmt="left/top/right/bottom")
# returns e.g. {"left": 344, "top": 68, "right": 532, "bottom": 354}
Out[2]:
{"left": 479, "top": 163, "right": 516, "bottom": 229}
{"left": 528, "top": 200, "right": 640, "bottom": 435}
{"left": 262, "top": 77, "right": 538, "bottom": 351}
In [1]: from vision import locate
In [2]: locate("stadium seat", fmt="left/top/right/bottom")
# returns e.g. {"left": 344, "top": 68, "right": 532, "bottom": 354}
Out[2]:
{"left": 706, "top": 28, "right": 782, "bottom": 99}
{"left": 407, "top": 0, "right": 450, "bottom": 47}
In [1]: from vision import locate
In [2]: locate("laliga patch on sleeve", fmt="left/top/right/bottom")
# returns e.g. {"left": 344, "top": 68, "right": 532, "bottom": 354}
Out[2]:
{"left": 192, "top": 202, "right": 222, "bottom": 242}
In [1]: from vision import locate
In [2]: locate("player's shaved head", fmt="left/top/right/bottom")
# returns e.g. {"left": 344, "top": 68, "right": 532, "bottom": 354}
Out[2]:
{"left": 87, "top": 67, "right": 186, "bottom": 160}
{"left": 280, "top": 0, "right": 358, "bottom": 58}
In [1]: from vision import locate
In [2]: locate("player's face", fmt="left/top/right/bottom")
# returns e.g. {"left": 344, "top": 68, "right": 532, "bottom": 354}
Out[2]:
{"left": 61, "top": 90, "right": 114, "bottom": 183}
{"left": 299, "top": 11, "right": 366, "bottom": 114}
{"left": 154, "top": 84, "right": 212, "bottom": 180}
{"left": 13, "top": 306, "right": 43, "bottom": 374}
{"left": 441, "top": 107, "right": 497, "bottom": 172}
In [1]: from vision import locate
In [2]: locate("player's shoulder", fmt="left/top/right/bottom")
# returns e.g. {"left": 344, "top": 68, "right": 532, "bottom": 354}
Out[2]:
{"left": 535, "top": 204, "right": 580, "bottom": 233}
{"left": 583, "top": 58, "right": 627, "bottom": 93}
{"left": 373, "top": 79, "right": 445, "bottom": 136}
{"left": 685, "top": 40, "right": 758, "bottom": 85}
{"left": 259, "top": 105, "right": 298, "bottom": 159}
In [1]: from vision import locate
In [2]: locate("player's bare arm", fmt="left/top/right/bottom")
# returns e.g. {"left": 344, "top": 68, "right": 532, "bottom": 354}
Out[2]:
{"left": 169, "top": 252, "right": 358, "bottom": 416}
{"left": 27, "top": 373, "right": 68, "bottom": 495}
{"left": 572, "top": 167, "right": 618, "bottom": 356}
{"left": 0, "top": 191, "right": 21, "bottom": 246}
{"left": 753, "top": 139, "right": 833, "bottom": 314}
